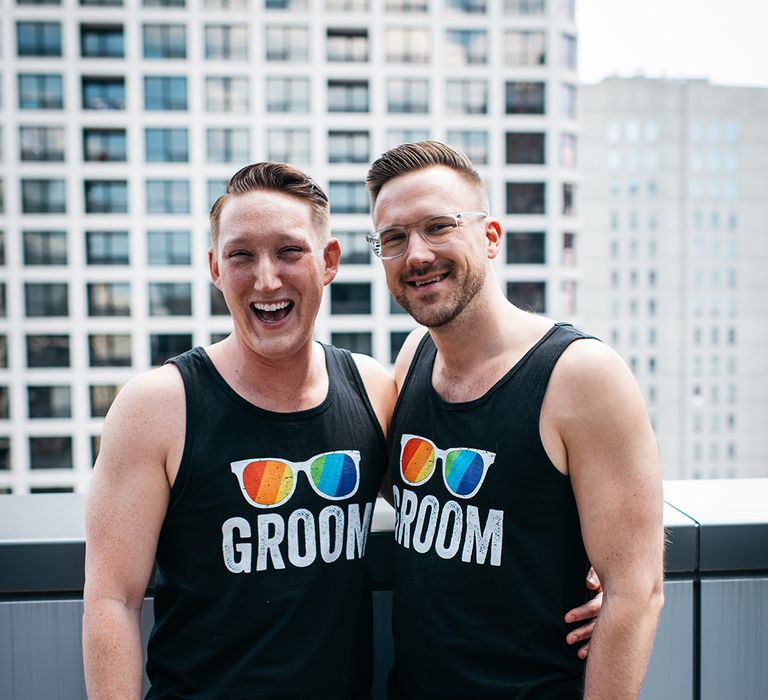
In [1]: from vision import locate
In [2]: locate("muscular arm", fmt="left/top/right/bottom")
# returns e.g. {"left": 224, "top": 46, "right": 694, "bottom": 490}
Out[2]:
{"left": 83, "top": 366, "right": 184, "bottom": 699}
{"left": 548, "top": 341, "right": 665, "bottom": 698}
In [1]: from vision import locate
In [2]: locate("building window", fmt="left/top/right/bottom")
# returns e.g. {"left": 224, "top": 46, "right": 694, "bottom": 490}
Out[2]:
{"left": 388, "top": 331, "right": 409, "bottom": 363}
{"left": 84, "top": 180, "right": 128, "bottom": 213}
{"left": 328, "top": 131, "right": 369, "bottom": 164}
{"left": 266, "top": 77, "right": 310, "bottom": 112}
{"left": 506, "top": 182, "right": 546, "bottom": 215}
{"left": 265, "top": 25, "right": 309, "bottom": 61}
{"left": 23, "top": 230, "right": 67, "bottom": 265}
{"left": 83, "top": 129, "right": 127, "bottom": 161}
{"left": 28, "top": 386, "right": 72, "bottom": 419}
{"left": 29, "top": 437, "right": 73, "bottom": 469}
{"left": 504, "top": 29, "right": 546, "bottom": 65}
{"left": 326, "top": 0, "right": 366, "bottom": 8}
{"left": 560, "top": 132, "right": 577, "bottom": 168}
{"left": 143, "top": 24, "right": 186, "bottom": 59}
{"left": 206, "top": 76, "right": 249, "bottom": 112}
{"left": 330, "top": 332, "right": 372, "bottom": 355}
{"left": 267, "top": 0, "right": 307, "bottom": 8}
{"left": 207, "top": 180, "right": 228, "bottom": 210}
{"left": 209, "top": 284, "right": 229, "bottom": 315}
{"left": 20, "top": 126, "right": 65, "bottom": 161}
{"left": 445, "top": 130, "right": 488, "bottom": 165}
{"left": 388, "top": 129, "right": 430, "bottom": 148}
{"left": 206, "top": 128, "right": 250, "bottom": 163}
{"left": 80, "top": 24, "right": 124, "bottom": 57}
{"left": 0, "top": 338, "right": 7, "bottom": 369}
{"left": 146, "top": 180, "right": 190, "bottom": 214}
{"left": 87, "top": 282, "right": 131, "bottom": 316}
{"left": 384, "top": 28, "right": 429, "bottom": 63}
{"left": 16, "top": 21, "right": 61, "bottom": 56}
{"left": 561, "top": 83, "right": 576, "bottom": 119}
{"left": 446, "top": 0, "right": 485, "bottom": 12}
{"left": 22, "top": 179, "right": 66, "bottom": 213}
{"left": 328, "top": 80, "right": 369, "bottom": 112}
{"left": 82, "top": 76, "right": 125, "bottom": 110}
{"left": 446, "top": 79, "right": 487, "bottom": 114}
{"left": 83, "top": 0, "right": 124, "bottom": 5}
{"left": 561, "top": 33, "right": 577, "bottom": 69}
{"left": 334, "top": 230, "right": 370, "bottom": 264}
{"left": 89, "top": 334, "right": 132, "bottom": 367}
{"left": 25, "top": 282, "right": 69, "bottom": 317}
{"left": 0, "top": 389, "right": 8, "bottom": 420}
{"left": 387, "top": 79, "right": 429, "bottom": 113}
{"left": 505, "top": 82, "right": 545, "bottom": 115}
{"left": 506, "top": 231, "right": 545, "bottom": 264}
{"left": 562, "top": 232, "right": 576, "bottom": 265}
{"left": 506, "top": 132, "right": 545, "bottom": 164}
{"left": 86, "top": 230, "right": 130, "bottom": 265}
{"left": 329, "top": 182, "right": 369, "bottom": 214}
{"left": 204, "top": 24, "right": 248, "bottom": 60}
{"left": 144, "top": 76, "right": 187, "bottom": 110}
{"left": 150, "top": 334, "right": 192, "bottom": 366}
{"left": 90, "top": 385, "right": 120, "bottom": 418}
{"left": 266, "top": 128, "right": 311, "bottom": 164}
{"left": 385, "top": 0, "right": 427, "bottom": 9}
{"left": 18, "top": 74, "right": 64, "bottom": 109}
{"left": 26, "top": 335, "right": 70, "bottom": 368}
{"left": 504, "top": 0, "right": 545, "bottom": 11}
{"left": 562, "top": 183, "right": 576, "bottom": 215}
{"left": 560, "top": 279, "right": 577, "bottom": 315}
{"left": 444, "top": 29, "right": 487, "bottom": 64}
{"left": 204, "top": 0, "right": 243, "bottom": 7}
{"left": 148, "top": 230, "right": 191, "bottom": 265}
{"left": 149, "top": 282, "right": 192, "bottom": 315}
{"left": 330, "top": 282, "right": 371, "bottom": 314}
{"left": 327, "top": 28, "right": 368, "bottom": 62}
{"left": 145, "top": 128, "right": 188, "bottom": 162}
{"left": 507, "top": 281, "right": 545, "bottom": 313}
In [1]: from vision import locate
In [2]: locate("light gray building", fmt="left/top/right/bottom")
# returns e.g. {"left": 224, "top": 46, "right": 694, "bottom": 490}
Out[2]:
{"left": 580, "top": 77, "right": 768, "bottom": 479}
{"left": 0, "top": 0, "right": 579, "bottom": 493}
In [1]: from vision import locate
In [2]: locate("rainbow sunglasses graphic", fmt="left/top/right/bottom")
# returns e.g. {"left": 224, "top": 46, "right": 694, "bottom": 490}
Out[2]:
{"left": 231, "top": 450, "right": 360, "bottom": 508}
{"left": 399, "top": 434, "right": 496, "bottom": 499}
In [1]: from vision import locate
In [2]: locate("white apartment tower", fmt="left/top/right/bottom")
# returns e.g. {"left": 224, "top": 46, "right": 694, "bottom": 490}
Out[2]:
{"left": 580, "top": 78, "right": 768, "bottom": 479}
{"left": 0, "top": 0, "right": 579, "bottom": 493}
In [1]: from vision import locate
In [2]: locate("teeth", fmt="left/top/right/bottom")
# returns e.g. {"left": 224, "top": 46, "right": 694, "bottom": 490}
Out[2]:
{"left": 414, "top": 276, "right": 442, "bottom": 287}
{"left": 253, "top": 301, "right": 291, "bottom": 312}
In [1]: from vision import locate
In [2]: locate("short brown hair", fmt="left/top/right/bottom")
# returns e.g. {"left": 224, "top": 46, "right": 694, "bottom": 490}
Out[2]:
{"left": 209, "top": 162, "right": 329, "bottom": 245}
{"left": 366, "top": 140, "right": 484, "bottom": 207}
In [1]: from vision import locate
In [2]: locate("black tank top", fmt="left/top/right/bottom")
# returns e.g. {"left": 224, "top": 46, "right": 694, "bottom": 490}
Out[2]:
{"left": 388, "top": 323, "right": 592, "bottom": 699}
{"left": 145, "top": 344, "right": 387, "bottom": 700}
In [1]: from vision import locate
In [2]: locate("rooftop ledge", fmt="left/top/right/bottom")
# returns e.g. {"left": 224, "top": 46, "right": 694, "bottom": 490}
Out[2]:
{"left": 1, "top": 479, "right": 767, "bottom": 594}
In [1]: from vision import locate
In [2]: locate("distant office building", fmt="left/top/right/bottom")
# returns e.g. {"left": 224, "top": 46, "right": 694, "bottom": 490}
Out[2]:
{"left": 0, "top": 0, "right": 579, "bottom": 493}
{"left": 580, "top": 78, "right": 768, "bottom": 479}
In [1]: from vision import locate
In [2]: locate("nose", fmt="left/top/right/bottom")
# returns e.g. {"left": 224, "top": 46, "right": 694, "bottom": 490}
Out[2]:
{"left": 401, "top": 227, "right": 437, "bottom": 267}
{"left": 253, "top": 256, "right": 282, "bottom": 293}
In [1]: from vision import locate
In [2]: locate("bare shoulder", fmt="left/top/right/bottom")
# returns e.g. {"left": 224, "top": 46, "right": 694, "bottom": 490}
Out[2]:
{"left": 351, "top": 353, "right": 396, "bottom": 435}
{"left": 548, "top": 338, "right": 645, "bottom": 417}
{"left": 393, "top": 326, "right": 429, "bottom": 390}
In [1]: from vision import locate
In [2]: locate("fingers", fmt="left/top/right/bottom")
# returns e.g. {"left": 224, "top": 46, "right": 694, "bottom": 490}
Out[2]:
{"left": 566, "top": 619, "right": 595, "bottom": 646}
{"left": 564, "top": 591, "right": 603, "bottom": 624}
{"left": 577, "top": 641, "right": 590, "bottom": 660}
{"left": 586, "top": 566, "right": 602, "bottom": 591}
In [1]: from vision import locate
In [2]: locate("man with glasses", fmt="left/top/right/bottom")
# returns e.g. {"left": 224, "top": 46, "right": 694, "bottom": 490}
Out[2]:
{"left": 365, "top": 141, "right": 665, "bottom": 699}
{"left": 83, "top": 162, "right": 396, "bottom": 699}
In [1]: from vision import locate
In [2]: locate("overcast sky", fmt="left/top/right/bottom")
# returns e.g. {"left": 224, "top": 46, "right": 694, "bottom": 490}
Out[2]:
{"left": 577, "top": 0, "right": 768, "bottom": 87}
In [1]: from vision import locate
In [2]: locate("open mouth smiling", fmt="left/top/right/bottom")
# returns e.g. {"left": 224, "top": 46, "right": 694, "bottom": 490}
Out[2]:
{"left": 408, "top": 273, "right": 448, "bottom": 288}
{"left": 251, "top": 301, "right": 294, "bottom": 323}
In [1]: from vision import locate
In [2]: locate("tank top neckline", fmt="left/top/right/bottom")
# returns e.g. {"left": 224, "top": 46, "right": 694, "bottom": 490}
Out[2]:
{"left": 192, "top": 343, "right": 335, "bottom": 419}
{"left": 422, "top": 322, "right": 569, "bottom": 411}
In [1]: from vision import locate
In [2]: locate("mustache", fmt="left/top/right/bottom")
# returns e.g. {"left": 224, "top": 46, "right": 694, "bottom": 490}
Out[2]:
{"left": 398, "top": 262, "right": 452, "bottom": 284}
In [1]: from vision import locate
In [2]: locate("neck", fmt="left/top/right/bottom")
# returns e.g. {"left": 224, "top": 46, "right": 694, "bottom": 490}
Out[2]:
{"left": 208, "top": 336, "right": 328, "bottom": 412}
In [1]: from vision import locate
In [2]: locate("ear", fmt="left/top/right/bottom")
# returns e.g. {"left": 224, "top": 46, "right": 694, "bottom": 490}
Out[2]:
{"left": 208, "top": 247, "right": 222, "bottom": 290}
{"left": 484, "top": 218, "right": 503, "bottom": 261}
{"left": 322, "top": 238, "right": 342, "bottom": 286}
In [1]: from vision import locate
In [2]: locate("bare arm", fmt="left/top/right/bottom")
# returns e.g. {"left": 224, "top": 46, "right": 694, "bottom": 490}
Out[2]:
{"left": 547, "top": 341, "right": 665, "bottom": 698}
{"left": 83, "top": 366, "right": 185, "bottom": 699}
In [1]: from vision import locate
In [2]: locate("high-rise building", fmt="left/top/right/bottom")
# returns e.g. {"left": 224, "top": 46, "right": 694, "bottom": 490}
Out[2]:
{"left": 580, "top": 77, "right": 768, "bottom": 479}
{"left": 0, "top": 0, "right": 579, "bottom": 493}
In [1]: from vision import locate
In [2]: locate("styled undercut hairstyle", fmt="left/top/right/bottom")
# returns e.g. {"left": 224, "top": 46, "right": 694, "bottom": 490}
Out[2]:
{"left": 365, "top": 140, "right": 485, "bottom": 208}
{"left": 209, "top": 162, "right": 330, "bottom": 246}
